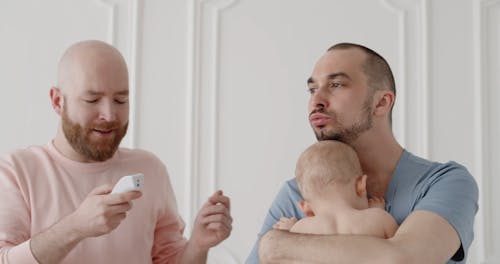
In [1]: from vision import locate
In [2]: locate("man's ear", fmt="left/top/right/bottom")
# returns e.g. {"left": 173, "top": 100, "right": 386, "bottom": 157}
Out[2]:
{"left": 355, "top": 174, "right": 368, "bottom": 198}
{"left": 373, "top": 90, "right": 394, "bottom": 117}
{"left": 297, "top": 200, "right": 315, "bottom": 217}
{"left": 50, "top": 87, "right": 63, "bottom": 116}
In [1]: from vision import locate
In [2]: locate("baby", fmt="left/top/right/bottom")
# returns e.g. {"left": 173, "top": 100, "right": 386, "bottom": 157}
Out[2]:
{"left": 274, "top": 140, "right": 398, "bottom": 238}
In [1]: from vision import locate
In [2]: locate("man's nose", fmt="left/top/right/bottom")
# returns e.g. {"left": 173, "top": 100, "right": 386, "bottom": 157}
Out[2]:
{"left": 310, "top": 87, "right": 329, "bottom": 111}
{"left": 98, "top": 101, "right": 117, "bottom": 122}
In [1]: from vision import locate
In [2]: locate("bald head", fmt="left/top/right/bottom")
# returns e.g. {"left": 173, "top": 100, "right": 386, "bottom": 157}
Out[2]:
{"left": 57, "top": 40, "right": 129, "bottom": 94}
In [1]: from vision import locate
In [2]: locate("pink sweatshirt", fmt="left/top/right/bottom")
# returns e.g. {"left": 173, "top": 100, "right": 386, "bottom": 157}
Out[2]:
{"left": 0, "top": 142, "right": 187, "bottom": 263}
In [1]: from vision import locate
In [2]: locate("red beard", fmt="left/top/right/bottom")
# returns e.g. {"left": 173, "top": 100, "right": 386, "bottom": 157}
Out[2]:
{"left": 61, "top": 109, "right": 128, "bottom": 162}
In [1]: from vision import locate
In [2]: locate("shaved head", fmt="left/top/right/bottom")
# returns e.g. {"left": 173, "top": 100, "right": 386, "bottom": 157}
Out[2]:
{"left": 57, "top": 40, "right": 128, "bottom": 95}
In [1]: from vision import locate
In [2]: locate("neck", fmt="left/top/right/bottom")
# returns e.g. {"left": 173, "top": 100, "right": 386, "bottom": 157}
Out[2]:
{"left": 313, "top": 194, "right": 368, "bottom": 217}
{"left": 350, "top": 129, "right": 403, "bottom": 197}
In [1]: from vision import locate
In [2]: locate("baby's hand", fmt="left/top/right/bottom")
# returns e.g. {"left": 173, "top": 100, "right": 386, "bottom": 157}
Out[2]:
{"left": 368, "top": 196, "right": 386, "bottom": 209}
{"left": 273, "top": 217, "right": 298, "bottom": 231}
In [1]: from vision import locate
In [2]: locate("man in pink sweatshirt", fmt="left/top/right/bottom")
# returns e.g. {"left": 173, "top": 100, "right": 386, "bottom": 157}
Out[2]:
{"left": 0, "top": 40, "right": 232, "bottom": 263}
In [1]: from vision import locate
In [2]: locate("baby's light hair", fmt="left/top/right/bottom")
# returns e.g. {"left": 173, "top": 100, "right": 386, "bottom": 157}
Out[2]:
{"left": 296, "top": 140, "right": 362, "bottom": 200}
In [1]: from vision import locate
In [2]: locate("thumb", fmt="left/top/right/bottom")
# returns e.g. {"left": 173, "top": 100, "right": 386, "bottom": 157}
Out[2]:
{"left": 88, "top": 184, "right": 113, "bottom": 196}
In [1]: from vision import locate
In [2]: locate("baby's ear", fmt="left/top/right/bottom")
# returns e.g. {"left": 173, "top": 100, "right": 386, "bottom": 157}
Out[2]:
{"left": 297, "top": 200, "right": 315, "bottom": 217}
{"left": 355, "top": 174, "right": 368, "bottom": 198}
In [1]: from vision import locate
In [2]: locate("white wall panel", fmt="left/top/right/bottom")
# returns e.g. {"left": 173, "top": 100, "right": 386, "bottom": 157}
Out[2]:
{"left": 475, "top": 1, "right": 500, "bottom": 263}
{"left": 383, "top": 0, "right": 429, "bottom": 158}
{"left": 186, "top": 0, "right": 241, "bottom": 262}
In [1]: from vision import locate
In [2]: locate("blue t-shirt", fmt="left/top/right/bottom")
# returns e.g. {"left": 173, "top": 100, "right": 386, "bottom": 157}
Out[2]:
{"left": 246, "top": 150, "right": 478, "bottom": 263}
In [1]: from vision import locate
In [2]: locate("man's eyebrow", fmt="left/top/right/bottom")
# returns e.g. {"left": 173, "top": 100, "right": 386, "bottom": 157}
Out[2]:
{"left": 84, "top": 90, "right": 129, "bottom": 96}
{"left": 115, "top": 90, "right": 129, "bottom": 96}
{"left": 307, "top": 72, "right": 352, "bottom": 85}
{"left": 84, "top": 90, "right": 104, "bottom": 96}
{"left": 327, "top": 72, "right": 352, "bottom": 80}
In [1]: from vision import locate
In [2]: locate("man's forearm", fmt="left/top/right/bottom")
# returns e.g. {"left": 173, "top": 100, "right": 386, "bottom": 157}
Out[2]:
{"left": 259, "top": 230, "right": 406, "bottom": 264}
{"left": 30, "top": 214, "right": 84, "bottom": 264}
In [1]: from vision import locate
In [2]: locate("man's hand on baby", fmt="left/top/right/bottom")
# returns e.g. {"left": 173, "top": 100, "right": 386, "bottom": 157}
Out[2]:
{"left": 368, "top": 196, "right": 386, "bottom": 209}
{"left": 273, "top": 217, "right": 298, "bottom": 231}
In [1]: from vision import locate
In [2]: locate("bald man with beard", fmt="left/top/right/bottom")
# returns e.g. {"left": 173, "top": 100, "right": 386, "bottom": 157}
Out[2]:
{"left": 0, "top": 40, "right": 232, "bottom": 264}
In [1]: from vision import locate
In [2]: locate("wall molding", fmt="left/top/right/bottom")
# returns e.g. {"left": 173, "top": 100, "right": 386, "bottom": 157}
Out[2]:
{"left": 473, "top": 0, "right": 500, "bottom": 263}
{"left": 382, "top": 0, "right": 429, "bottom": 158}
{"left": 96, "top": 0, "right": 141, "bottom": 149}
{"left": 186, "top": 0, "right": 240, "bottom": 262}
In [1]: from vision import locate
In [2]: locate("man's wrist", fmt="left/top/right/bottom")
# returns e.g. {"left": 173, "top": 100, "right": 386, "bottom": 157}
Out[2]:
{"left": 57, "top": 213, "right": 86, "bottom": 243}
{"left": 30, "top": 213, "right": 85, "bottom": 263}
{"left": 181, "top": 239, "right": 209, "bottom": 263}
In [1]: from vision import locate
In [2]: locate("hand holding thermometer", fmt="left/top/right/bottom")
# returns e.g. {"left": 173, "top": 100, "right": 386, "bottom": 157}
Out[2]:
{"left": 111, "top": 173, "right": 144, "bottom": 194}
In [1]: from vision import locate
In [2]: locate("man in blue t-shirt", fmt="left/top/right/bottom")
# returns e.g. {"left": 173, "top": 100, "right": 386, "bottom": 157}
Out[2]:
{"left": 247, "top": 43, "right": 478, "bottom": 263}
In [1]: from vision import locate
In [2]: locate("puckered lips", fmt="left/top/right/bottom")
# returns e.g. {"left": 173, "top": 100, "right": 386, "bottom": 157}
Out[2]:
{"left": 309, "top": 112, "right": 331, "bottom": 127}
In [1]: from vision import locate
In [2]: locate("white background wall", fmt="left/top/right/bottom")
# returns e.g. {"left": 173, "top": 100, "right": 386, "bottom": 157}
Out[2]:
{"left": 0, "top": 0, "right": 498, "bottom": 263}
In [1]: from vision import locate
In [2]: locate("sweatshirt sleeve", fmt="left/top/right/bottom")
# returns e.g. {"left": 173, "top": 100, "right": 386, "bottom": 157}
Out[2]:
{"left": 0, "top": 160, "right": 38, "bottom": 263}
{"left": 1, "top": 240, "right": 38, "bottom": 264}
{"left": 151, "top": 163, "right": 188, "bottom": 263}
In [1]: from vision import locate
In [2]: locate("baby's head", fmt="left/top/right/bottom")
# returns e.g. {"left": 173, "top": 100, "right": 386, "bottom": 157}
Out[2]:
{"left": 296, "top": 140, "right": 366, "bottom": 213}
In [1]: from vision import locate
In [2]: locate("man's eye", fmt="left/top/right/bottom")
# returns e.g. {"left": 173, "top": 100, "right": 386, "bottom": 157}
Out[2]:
{"left": 115, "top": 98, "right": 128, "bottom": 104}
{"left": 308, "top": 87, "right": 317, "bottom": 94}
{"left": 330, "top": 82, "right": 344, "bottom": 88}
{"left": 84, "top": 99, "right": 98, "bottom": 103}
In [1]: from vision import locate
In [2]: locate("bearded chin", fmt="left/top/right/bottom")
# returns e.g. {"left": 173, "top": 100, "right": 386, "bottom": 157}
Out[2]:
{"left": 314, "top": 105, "right": 373, "bottom": 144}
{"left": 61, "top": 112, "right": 128, "bottom": 162}
{"left": 315, "top": 128, "right": 344, "bottom": 142}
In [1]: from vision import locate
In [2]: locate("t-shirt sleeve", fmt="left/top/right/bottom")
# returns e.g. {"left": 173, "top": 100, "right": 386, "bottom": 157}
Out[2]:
{"left": 413, "top": 162, "right": 478, "bottom": 262}
{"left": 246, "top": 179, "right": 305, "bottom": 264}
